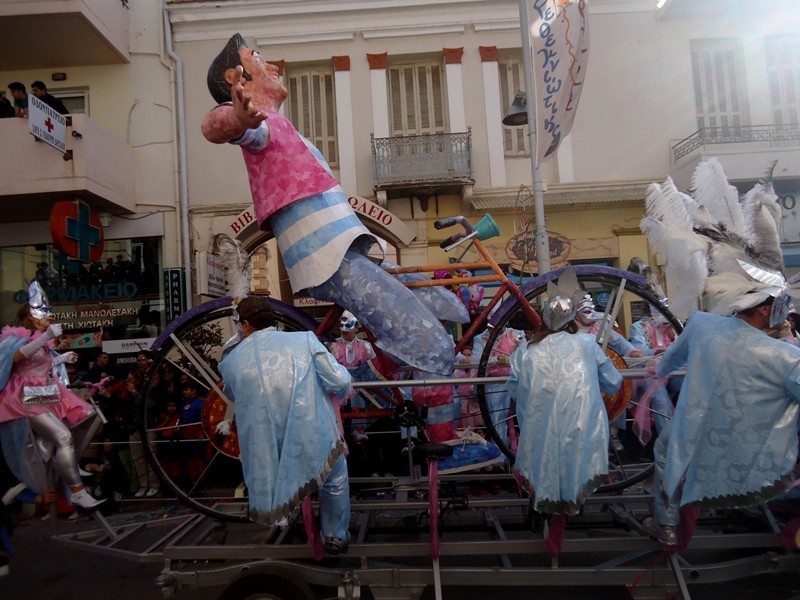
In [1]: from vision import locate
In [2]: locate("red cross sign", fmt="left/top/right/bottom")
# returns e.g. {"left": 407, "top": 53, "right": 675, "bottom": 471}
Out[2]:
{"left": 50, "top": 200, "right": 105, "bottom": 263}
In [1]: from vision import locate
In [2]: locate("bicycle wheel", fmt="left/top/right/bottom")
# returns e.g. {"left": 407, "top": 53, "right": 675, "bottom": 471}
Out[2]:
{"left": 476, "top": 265, "right": 682, "bottom": 494}
{"left": 140, "top": 295, "right": 318, "bottom": 522}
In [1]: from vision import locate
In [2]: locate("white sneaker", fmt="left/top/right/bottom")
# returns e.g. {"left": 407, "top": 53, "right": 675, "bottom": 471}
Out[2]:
{"left": 72, "top": 488, "right": 105, "bottom": 509}
{"left": 145, "top": 487, "right": 159, "bottom": 497}
{"left": 134, "top": 488, "right": 146, "bottom": 498}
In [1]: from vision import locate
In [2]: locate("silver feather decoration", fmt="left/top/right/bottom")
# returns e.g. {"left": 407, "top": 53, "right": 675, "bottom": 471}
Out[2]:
{"left": 691, "top": 157, "right": 744, "bottom": 233}
{"left": 212, "top": 233, "right": 253, "bottom": 299}
{"left": 642, "top": 158, "right": 792, "bottom": 318}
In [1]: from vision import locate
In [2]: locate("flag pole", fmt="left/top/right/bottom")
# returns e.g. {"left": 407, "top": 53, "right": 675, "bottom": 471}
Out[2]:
{"left": 519, "top": 0, "right": 551, "bottom": 274}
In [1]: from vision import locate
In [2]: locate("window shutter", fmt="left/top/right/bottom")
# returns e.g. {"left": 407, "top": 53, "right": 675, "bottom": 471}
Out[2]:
{"left": 388, "top": 62, "right": 447, "bottom": 136}
{"left": 766, "top": 36, "right": 800, "bottom": 126}
{"left": 690, "top": 39, "right": 749, "bottom": 132}
{"left": 285, "top": 67, "right": 338, "bottom": 166}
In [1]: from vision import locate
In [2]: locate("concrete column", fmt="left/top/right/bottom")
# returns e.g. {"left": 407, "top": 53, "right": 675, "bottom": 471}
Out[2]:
{"left": 368, "top": 52, "right": 390, "bottom": 138}
{"left": 332, "top": 55, "right": 357, "bottom": 193}
{"left": 444, "top": 47, "right": 466, "bottom": 133}
{"left": 479, "top": 46, "right": 506, "bottom": 188}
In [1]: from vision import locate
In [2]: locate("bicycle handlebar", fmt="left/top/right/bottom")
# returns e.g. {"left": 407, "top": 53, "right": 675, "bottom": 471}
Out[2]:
{"left": 433, "top": 216, "right": 473, "bottom": 234}
{"left": 434, "top": 217, "right": 459, "bottom": 230}
{"left": 439, "top": 232, "right": 466, "bottom": 249}
{"left": 435, "top": 216, "right": 477, "bottom": 251}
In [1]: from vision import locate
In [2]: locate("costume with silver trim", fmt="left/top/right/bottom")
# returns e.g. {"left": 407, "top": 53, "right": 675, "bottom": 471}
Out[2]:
{"left": 507, "top": 267, "right": 623, "bottom": 514}
{"left": 642, "top": 158, "right": 800, "bottom": 543}
{"left": 0, "top": 283, "right": 92, "bottom": 493}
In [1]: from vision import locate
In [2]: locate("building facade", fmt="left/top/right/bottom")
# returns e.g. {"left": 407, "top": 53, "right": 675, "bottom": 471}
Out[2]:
{"left": 1, "top": 0, "right": 799, "bottom": 362}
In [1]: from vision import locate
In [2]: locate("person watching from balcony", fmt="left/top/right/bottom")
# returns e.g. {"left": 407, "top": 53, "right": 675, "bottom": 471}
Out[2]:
{"left": 30, "top": 81, "right": 68, "bottom": 115}
{"left": 7, "top": 82, "right": 27, "bottom": 118}
{"left": 0, "top": 92, "right": 14, "bottom": 119}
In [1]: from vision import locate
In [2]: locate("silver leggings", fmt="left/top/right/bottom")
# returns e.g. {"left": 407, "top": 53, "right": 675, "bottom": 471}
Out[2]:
{"left": 28, "top": 412, "right": 81, "bottom": 488}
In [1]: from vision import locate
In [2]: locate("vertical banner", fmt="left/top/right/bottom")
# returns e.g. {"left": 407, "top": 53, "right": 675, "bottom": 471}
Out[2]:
{"left": 163, "top": 268, "right": 186, "bottom": 321}
{"left": 528, "top": 0, "right": 590, "bottom": 167}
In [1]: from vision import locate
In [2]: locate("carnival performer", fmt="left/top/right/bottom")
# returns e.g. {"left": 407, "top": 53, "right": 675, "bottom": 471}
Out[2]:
{"left": 574, "top": 294, "right": 644, "bottom": 452}
{"left": 640, "top": 158, "right": 800, "bottom": 547}
{"left": 507, "top": 267, "right": 622, "bottom": 557}
{"left": 472, "top": 319, "right": 524, "bottom": 447}
{"left": 625, "top": 257, "right": 677, "bottom": 439}
{"left": 0, "top": 282, "right": 103, "bottom": 509}
{"left": 218, "top": 296, "right": 352, "bottom": 555}
{"left": 629, "top": 302, "right": 676, "bottom": 437}
{"left": 328, "top": 311, "right": 378, "bottom": 442}
{"left": 328, "top": 311, "right": 406, "bottom": 476}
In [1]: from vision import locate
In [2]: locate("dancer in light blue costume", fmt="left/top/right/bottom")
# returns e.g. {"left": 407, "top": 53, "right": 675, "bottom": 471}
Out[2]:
{"left": 641, "top": 158, "right": 800, "bottom": 546}
{"left": 652, "top": 310, "right": 800, "bottom": 544}
{"left": 218, "top": 297, "right": 352, "bottom": 553}
{"left": 507, "top": 268, "right": 622, "bottom": 517}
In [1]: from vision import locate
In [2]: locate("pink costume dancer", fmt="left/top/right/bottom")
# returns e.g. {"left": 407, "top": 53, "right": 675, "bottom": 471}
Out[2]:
{"left": 0, "top": 282, "right": 103, "bottom": 509}
{"left": 327, "top": 312, "right": 378, "bottom": 441}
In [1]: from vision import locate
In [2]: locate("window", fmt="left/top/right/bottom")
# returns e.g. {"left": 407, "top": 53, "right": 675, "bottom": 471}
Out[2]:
{"left": 766, "top": 36, "right": 800, "bottom": 126}
{"left": 498, "top": 53, "right": 529, "bottom": 156}
{"left": 285, "top": 67, "right": 338, "bottom": 166}
{"left": 0, "top": 236, "right": 164, "bottom": 343}
{"left": 52, "top": 89, "right": 88, "bottom": 115}
{"left": 388, "top": 62, "right": 447, "bottom": 136}
{"left": 690, "top": 39, "right": 749, "bottom": 131}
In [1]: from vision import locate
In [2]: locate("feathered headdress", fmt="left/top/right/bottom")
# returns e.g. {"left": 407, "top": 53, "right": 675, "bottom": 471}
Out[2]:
{"left": 641, "top": 158, "right": 800, "bottom": 326}
{"left": 213, "top": 233, "right": 253, "bottom": 301}
{"left": 212, "top": 232, "right": 254, "bottom": 341}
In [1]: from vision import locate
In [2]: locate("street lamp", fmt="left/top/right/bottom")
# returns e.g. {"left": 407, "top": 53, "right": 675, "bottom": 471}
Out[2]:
{"left": 501, "top": 0, "right": 552, "bottom": 274}
{"left": 502, "top": 91, "right": 529, "bottom": 127}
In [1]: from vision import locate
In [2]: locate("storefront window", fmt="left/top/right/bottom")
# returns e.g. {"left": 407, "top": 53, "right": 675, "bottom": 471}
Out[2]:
{"left": 0, "top": 236, "right": 164, "bottom": 364}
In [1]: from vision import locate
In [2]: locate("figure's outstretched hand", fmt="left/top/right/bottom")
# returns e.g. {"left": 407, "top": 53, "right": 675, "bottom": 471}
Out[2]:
{"left": 231, "top": 65, "right": 266, "bottom": 130}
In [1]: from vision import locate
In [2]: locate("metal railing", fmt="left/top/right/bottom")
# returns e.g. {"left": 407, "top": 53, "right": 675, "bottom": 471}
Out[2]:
{"left": 371, "top": 130, "right": 474, "bottom": 188}
{"left": 672, "top": 123, "right": 800, "bottom": 162}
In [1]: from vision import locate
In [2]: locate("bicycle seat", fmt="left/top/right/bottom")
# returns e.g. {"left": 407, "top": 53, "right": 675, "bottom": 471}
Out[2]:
{"left": 412, "top": 442, "right": 454, "bottom": 464}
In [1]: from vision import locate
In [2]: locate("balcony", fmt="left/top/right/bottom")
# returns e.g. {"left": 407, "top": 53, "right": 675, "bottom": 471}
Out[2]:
{"left": 670, "top": 124, "right": 800, "bottom": 189}
{"left": 0, "top": 0, "right": 130, "bottom": 70}
{"left": 372, "top": 131, "right": 474, "bottom": 203}
{"left": 0, "top": 114, "right": 135, "bottom": 223}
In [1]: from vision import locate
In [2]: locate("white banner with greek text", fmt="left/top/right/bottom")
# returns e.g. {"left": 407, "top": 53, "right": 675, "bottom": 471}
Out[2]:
{"left": 528, "top": 0, "right": 590, "bottom": 167}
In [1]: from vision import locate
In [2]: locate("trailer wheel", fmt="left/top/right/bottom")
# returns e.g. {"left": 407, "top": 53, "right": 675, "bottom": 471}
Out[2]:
{"left": 219, "top": 572, "right": 315, "bottom": 600}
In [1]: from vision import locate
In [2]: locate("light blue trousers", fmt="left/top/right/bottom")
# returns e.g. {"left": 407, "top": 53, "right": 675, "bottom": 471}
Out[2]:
{"left": 318, "top": 455, "right": 350, "bottom": 542}
{"left": 652, "top": 420, "right": 680, "bottom": 527}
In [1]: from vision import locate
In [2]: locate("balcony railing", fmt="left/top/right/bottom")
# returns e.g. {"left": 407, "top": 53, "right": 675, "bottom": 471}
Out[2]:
{"left": 672, "top": 124, "right": 800, "bottom": 162}
{"left": 372, "top": 131, "right": 474, "bottom": 189}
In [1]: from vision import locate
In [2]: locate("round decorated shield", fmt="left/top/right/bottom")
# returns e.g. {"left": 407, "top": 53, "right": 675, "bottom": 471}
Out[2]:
{"left": 602, "top": 347, "right": 632, "bottom": 422}
{"left": 201, "top": 385, "right": 240, "bottom": 458}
